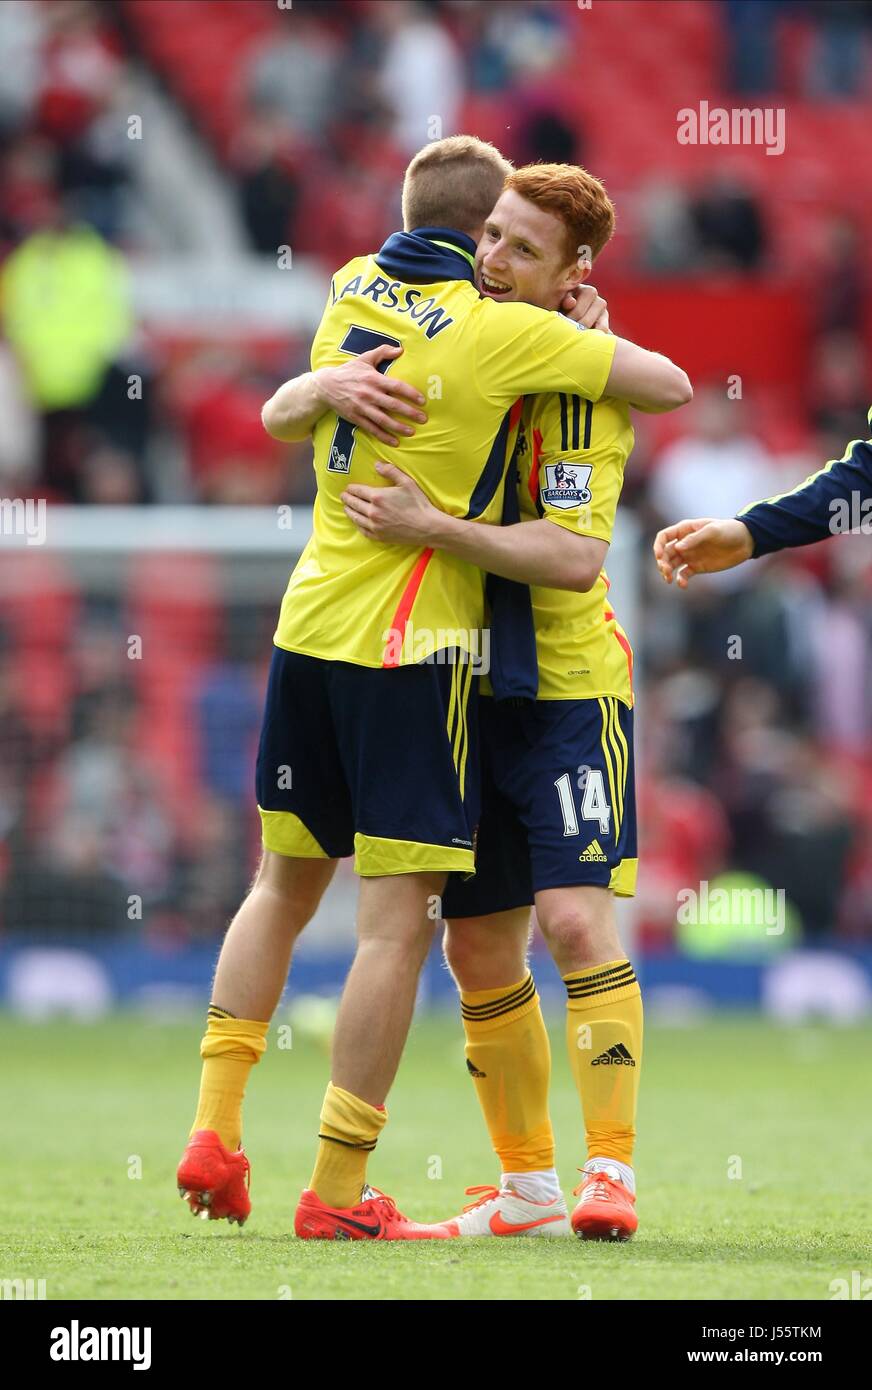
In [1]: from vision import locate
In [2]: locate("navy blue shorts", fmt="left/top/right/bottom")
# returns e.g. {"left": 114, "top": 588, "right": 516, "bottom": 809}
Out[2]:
{"left": 255, "top": 646, "right": 479, "bottom": 876}
{"left": 441, "top": 694, "right": 637, "bottom": 917}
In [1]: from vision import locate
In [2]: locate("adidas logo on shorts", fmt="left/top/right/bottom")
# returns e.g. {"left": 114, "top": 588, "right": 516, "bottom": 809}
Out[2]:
{"left": 579, "top": 838, "right": 609, "bottom": 863}
{"left": 591, "top": 1043, "right": 636, "bottom": 1067}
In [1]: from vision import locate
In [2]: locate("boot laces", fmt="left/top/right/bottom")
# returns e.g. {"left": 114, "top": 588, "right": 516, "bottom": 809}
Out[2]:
{"left": 573, "top": 1169, "right": 621, "bottom": 1202}
{"left": 365, "top": 1189, "right": 407, "bottom": 1224}
{"left": 462, "top": 1184, "right": 501, "bottom": 1212}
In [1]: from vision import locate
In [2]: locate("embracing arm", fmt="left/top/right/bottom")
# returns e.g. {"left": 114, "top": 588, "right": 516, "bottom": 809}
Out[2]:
{"left": 341, "top": 462, "right": 607, "bottom": 591}
{"left": 424, "top": 510, "right": 607, "bottom": 591}
{"left": 261, "top": 372, "right": 328, "bottom": 442}
{"left": 605, "top": 338, "right": 693, "bottom": 413}
{"left": 261, "top": 344, "right": 427, "bottom": 446}
{"left": 261, "top": 286, "right": 621, "bottom": 443}
{"left": 478, "top": 305, "right": 691, "bottom": 415}
{"left": 554, "top": 288, "right": 691, "bottom": 412}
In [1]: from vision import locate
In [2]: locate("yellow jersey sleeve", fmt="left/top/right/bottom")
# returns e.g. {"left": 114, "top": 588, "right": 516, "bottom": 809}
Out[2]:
{"left": 474, "top": 302, "right": 616, "bottom": 407}
{"left": 505, "top": 391, "right": 635, "bottom": 704}
{"left": 525, "top": 392, "right": 633, "bottom": 544}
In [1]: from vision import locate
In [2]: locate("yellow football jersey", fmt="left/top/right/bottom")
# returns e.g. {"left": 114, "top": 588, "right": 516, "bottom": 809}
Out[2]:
{"left": 274, "top": 243, "right": 617, "bottom": 668}
{"left": 483, "top": 390, "right": 635, "bottom": 704}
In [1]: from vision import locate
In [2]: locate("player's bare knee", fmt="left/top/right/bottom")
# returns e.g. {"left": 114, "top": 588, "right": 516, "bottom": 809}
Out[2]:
{"left": 538, "top": 906, "right": 600, "bottom": 968}
{"left": 537, "top": 886, "right": 620, "bottom": 970}
{"left": 442, "top": 916, "right": 528, "bottom": 991}
{"left": 442, "top": 924, "right": 481, "bottom": 985}
{"left": 358, "top": 918, "right": 435, "bottom": 968}
{"left": 251, "top": 850, "right": 335, "bottom": 935}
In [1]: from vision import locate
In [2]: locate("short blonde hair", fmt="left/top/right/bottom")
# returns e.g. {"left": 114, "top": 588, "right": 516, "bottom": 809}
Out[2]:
{"left": 402, "top": 135, "right": 513, "bottom": 236}
{"left": 505, "top": 163, "right": 616, "bottom": 263}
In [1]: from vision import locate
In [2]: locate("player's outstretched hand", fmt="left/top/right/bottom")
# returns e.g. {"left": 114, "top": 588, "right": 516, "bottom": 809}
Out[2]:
{"left": 653, "top": 517, "right": 755, "bottom": 587}
{"left": 342, "top": 462, "right": 438, "bottom": 543}
{"left": 319, "top": 345, "right": 427, "bottom": 447}
{"left": 561, "top": 283, "right": 610, "bottom": 332}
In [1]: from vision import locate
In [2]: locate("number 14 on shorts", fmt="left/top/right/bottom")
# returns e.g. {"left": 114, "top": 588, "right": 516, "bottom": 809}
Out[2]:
{"left": 554, "top": 768, "right": 611, "bottom": 837}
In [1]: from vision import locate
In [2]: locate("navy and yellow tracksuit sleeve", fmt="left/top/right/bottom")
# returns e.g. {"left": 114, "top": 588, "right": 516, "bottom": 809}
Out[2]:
{"left": 739, "top": 415, "right": 872, "bottom": 557}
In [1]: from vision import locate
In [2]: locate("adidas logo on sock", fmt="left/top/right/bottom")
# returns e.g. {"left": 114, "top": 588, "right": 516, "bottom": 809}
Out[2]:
{"left": 591, "top": 1043, "right": 636, "bottom": 1067}
{"left": 466, "top": 1058, "right": 487, "bottom": 1079}
{"left": 579, "top": 839, "right": 608, "bottom": 863}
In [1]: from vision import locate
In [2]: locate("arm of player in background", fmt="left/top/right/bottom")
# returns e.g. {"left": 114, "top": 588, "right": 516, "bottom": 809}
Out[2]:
{"left": 654, "top": 422, "right": 872, "bottom": 587}
{"left": 260, "top": 345, "right": 427, "bottom": 446}
{"left": 738, "top": 428, "right": 872, "bottom": 553}
{"left": 341, "top": 462, "right": 607, "bottom": 592}
{"left": 653, "top": 517, "right": 755, "bottom": 587}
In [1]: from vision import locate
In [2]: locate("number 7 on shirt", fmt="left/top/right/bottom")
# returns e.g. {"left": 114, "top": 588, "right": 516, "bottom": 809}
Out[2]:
{"left": 327, "top": 325, "right": 403, "bottom": 474}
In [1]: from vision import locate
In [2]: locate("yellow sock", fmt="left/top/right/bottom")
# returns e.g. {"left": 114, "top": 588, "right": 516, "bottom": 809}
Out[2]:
{"left": 190, "top": 1005, "right": 269, "bottom": 1152}
{"left": 310, "top": 1082, "right": 387, "bottom": 1208}
{"left": 564, "top": 959, "right": 642, "bottom": 1167}
{"left": 460, "top": 972, "right": 554, "bottom": 1172}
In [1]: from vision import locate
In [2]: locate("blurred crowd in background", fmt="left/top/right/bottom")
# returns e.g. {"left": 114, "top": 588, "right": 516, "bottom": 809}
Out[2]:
{"left": 1, "top": 0, "right": 872, "bottom": 949}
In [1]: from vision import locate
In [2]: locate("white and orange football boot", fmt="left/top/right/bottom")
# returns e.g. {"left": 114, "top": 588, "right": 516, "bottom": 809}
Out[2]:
{"left": 294, "top": 1185, "right": 456, "bottom": 1240}
{"left": 439, "top": 1184, "right": 570, "bottom": 1238}
{"left": 571, "top": 1162, "right": 637, "bottom": 1241}
{"left": 177, "top": 1129, "right": 251, "bottom": 1226}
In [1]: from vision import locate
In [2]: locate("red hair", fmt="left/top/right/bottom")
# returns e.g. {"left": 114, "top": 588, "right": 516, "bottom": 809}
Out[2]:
{"left": 505, "top": 163, "right": 616, "bottom": 264}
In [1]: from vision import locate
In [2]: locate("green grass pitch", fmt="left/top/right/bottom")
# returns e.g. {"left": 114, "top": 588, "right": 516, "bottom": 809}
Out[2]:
{"left": 1, "top": 1011, "right": 869, "bottom": 1301}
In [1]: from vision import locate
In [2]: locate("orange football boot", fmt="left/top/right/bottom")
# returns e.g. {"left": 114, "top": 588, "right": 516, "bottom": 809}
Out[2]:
{"left": 177, "top": 1129, "right": 251, "bottom": 1226}
{"left": 295, "top": 1185, "right": 456, "bottom": 1240}
{"left": 571, "top": 1163, "right": 638, "bottom": 1241}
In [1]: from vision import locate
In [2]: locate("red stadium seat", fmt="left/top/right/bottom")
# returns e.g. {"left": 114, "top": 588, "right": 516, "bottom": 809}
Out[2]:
{"left": 121, "top": 0, "right": 280, "bottom": 160}
{"left": 125, "top": 554, "right": 222, "bottom": 666}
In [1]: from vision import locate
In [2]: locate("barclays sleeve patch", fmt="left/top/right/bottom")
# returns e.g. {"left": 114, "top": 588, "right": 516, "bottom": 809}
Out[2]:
{"left": 541, "top": 461, "right": 592, "bottom": 510}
